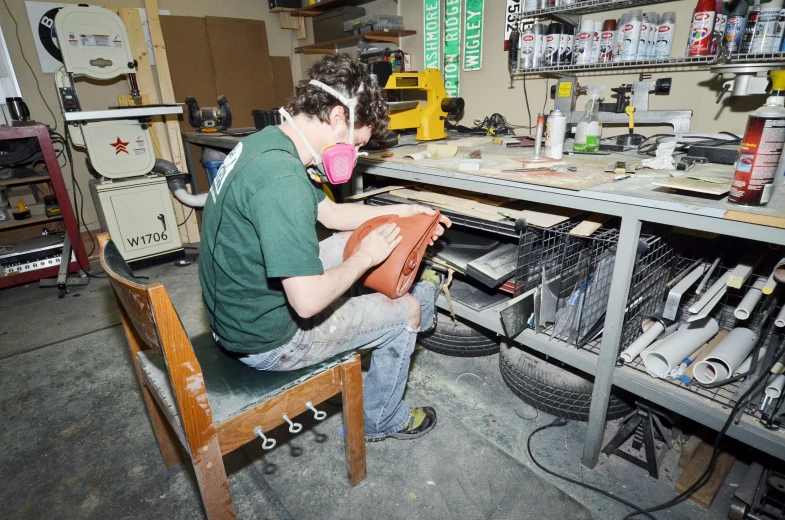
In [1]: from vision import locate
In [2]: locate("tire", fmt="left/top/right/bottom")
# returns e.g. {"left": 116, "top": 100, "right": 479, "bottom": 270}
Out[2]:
{"left": 418, "top": 311, "right": 500, "bottom": 357}
{"left": 499, "top": 343, "right": 632, "bottom": 421}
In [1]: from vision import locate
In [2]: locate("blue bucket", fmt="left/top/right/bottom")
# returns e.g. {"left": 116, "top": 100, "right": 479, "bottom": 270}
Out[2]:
{"left": 201, "top": 160, "right": 224, "bottom": 186}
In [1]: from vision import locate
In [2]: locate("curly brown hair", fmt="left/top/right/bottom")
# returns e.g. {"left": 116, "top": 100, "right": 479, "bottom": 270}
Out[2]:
{"left": 287, "top": 54, "right": 389, "bottom": 139}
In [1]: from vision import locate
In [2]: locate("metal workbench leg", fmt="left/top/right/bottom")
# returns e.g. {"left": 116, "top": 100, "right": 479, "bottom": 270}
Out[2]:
{"left": 581, "top": 217, "right": 642, "bottom": 469}
{"left": 182, "top": 138, "right": 200, "bottom": 195}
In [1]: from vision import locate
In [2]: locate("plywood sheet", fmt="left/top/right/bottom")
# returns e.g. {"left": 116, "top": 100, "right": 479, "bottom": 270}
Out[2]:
{"left": 206, "top": 17, "right": 276, "bottom": 128}
{"left": 725, "top": 210, "right": 785, "bottom": 229}
{"left": 270, "top": 56, "right": 296, "bottom": 109}
{"left": 675, "top": 440, "right": 735, "bottom": 509}
{"left": 570, "top": 214, "right": 611, "bottom": 236}
{"left": 652, "top": 176, "right": 732, "bottom": 196}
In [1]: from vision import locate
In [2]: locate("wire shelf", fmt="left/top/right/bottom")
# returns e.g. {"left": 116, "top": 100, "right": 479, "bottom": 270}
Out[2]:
{"left": 515, "top": 0, "right": 679, "bottom": 20}
{"left": 511, "top": 52, "right": 785, "bottom": 76}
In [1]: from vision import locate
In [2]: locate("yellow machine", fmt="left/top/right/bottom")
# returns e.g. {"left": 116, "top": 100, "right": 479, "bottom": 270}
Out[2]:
{"left": 384, "top": 70, "right": 464, "bottom": 141}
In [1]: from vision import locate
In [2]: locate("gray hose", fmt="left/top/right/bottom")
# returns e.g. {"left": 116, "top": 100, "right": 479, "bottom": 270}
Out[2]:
{"left": 153, "top": 158, "right": 208, "bottom": 208}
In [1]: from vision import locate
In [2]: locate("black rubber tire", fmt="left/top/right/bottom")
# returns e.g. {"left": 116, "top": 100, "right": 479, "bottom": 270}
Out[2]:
{"left": 418, "top": 311, "right": 500, "bottom": 357}
{"left": 499, "top": 343, "right": 632, "bottom": 421}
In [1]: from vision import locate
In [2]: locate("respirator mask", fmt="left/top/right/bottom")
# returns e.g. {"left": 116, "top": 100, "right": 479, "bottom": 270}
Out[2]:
{"left": 279, "top": 79, "right": 364, "bottom": 185}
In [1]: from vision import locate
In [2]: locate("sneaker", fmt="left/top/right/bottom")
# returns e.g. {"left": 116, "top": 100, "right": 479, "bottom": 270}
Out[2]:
{"left": 420, "top": 268, "right": 445, "bottom": 297}
{"left": 366, "top": 407, "right": 438, "bottom": 442}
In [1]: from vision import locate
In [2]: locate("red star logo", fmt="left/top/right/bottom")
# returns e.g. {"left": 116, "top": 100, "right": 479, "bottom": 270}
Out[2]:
{"left": 110, "top": 137, "right": 129, "bottom": 155}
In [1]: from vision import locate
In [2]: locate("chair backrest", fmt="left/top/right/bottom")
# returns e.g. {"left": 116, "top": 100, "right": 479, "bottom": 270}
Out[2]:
{"left": 99, "top": 234, "right": 163, "bottom": 354}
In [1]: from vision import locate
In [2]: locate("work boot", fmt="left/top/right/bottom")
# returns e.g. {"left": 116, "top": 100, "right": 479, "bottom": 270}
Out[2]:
{"left": 366, "top": 407, "right": 438, "bottom": 442}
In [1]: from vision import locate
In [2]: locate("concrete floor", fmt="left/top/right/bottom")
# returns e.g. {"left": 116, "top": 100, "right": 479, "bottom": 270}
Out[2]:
{"left": 0, "top": 250, "right": 751, "bottom": 519}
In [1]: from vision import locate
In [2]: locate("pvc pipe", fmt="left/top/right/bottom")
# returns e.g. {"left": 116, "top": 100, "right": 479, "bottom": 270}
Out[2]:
{"left": 774, "top": 258, "right": 785, "bottom": 283}
{"left": 687, "top": 289, "right": 724, "bottom": 322}
{"left": 734, "top": 276, "right": 767, "bottom": 320}
{"left": 736, "top": 347, "right": 766, "bottom": 374}
{"left": 762, "top": 271, "right": 777, "bottom": 295}
{"left": 766, "top": 374, "right": 785, "bottom": 399}
{"left": 642, "top": 318, "right": 720, "bottom": 378}
{"left": 619, "top": 321, "right": 664, "bottom": 363}
{"left": 680, "top": 329, "right": 729, "bottom": 384}
{"left": 171, "top": 188, "right": 208, "bottom": 208}
{"left": 693, "top": 328, "right": 756, "bottom": 384}
{"left": 689, "top": 271, "right": 730, "bottom": 314}
{"left": 776, "top": 304, "right": 785, "bottom": 328}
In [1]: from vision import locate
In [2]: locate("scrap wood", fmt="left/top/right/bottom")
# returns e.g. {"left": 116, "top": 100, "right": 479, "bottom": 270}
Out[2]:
{"left": 728, "top": 249, "right": 762, "bottom": 289}
{"left": 345, "top": 185, "right": 412, "bottom": 201}
{"left": 675, "top": 437, "right": 735, "bottom": 509}
{"left": 569, "top": 214, "right": 612, "bottom": 237}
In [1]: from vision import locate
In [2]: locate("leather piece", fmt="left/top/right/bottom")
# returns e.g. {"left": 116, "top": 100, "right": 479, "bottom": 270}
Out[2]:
{"left": 343, "top": 212, "right": 441, "bottom": 299}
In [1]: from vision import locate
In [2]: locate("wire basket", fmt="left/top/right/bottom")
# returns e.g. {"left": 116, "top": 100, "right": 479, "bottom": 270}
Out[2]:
{"left": 515, "top": 219, "right": 674, "bottom": 348}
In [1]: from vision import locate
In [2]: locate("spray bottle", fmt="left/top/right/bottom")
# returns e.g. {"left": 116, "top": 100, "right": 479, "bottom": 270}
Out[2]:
{"left": 545, "top": 106, "right": 567, "bottom": 159}
{"left": 655, "top": 12, "right": 677, "bottom": 58}
{"left": 688, "top": 0, "right": 716, "bottom": 55}
{"left": 574, "top": 85, "right": 605, "bottom": 152}
{"left": 723, "top": 0, "right": 749, "bottom": 53}
{"left": 729, "top": 70, "right": 785, "bottom": 206}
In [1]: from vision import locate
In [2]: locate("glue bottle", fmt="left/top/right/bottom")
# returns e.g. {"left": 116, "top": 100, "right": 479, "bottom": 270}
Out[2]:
{"left": 545, "top": 106, "right": 567, "bottom": 159}
{"left": 688, "top": 0, "right": 716, "bottom": 55}
{"left": 574, "top": 85, "right": 604, "bottom": 152}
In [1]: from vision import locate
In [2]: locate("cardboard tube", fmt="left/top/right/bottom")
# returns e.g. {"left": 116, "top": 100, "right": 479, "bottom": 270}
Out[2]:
{"left": 643, "top": 318, "right": 720, "bottom": 378}
{"left": 680, "top": 329, "right": 730, "bottom": 384}
{"left": 766, "top": 374, "right": 785, "bottom": 399}
{"left": 734, "top": 276, "right": 767, "bottom": 320}
{"left": 619, "top": 321, "right": 664, "bottom": 363}
{"left": 693, "top": 328, "right": 757, "bottom": 384}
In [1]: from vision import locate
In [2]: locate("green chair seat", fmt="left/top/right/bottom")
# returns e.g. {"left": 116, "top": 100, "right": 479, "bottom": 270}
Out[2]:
{"left": 138, "top": 332, "right": 354, "bottom": 426}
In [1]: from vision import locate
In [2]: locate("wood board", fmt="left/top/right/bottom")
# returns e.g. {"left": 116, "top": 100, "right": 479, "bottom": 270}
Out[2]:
{"left": 724, "top": 210, "right": 785, "bottom": 229}
{"left": 345, "top": 185, "right": 411, "bottom": 201}
{"left": 675, "top": 440, "right": 735, "bottom": 509}
{"left": 570, "top": 214, "right": 612, "bottom": 237}
{"left": 652, "top": 176, "right": 732, "bottom": 196}
{"left": 270, "top": 56, "right": 296, "bottom": 109}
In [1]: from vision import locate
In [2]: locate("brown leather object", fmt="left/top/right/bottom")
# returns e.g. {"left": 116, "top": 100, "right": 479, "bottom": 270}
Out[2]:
{"left": 343, "top": 212, "right": 441, "bottom": 299}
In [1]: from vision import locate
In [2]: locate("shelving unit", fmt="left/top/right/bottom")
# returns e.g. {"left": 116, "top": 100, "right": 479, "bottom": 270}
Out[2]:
{"left": 0, "top": 214, "right": 63, "bottom": 231}
{"left": 295, "top": 29, "right": 416, "bottom": 54}
{"left": 279, "top": 0, "right": 377, "bottom": 17}
{"left": 0, "top": 175, "right": 51, "bottom": 189}
{"left": 515, "top": 0, "right": 680, "bottom": 20}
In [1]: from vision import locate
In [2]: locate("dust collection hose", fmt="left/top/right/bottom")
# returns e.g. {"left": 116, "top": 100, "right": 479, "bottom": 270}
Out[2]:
{"left": 153, "top": 159, "right": 208, "bottom": 208}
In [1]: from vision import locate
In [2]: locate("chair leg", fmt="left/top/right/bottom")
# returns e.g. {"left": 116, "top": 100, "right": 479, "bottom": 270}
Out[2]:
{"left": 134, "top": 365, "right": 184, "bottom": 469}
{"left": 340, "top": 357, "right": 367, "bottom": 486}
{"left": 192, "top": 438, "right": 236, "bottom": 520}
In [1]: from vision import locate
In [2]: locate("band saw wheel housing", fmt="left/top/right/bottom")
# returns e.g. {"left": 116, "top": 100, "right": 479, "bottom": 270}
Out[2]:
{"left": 499, "top": 343, "right": 633, "bottom": 421}
{"left": 417, "top": 311, "right": 500, "bottom": 357}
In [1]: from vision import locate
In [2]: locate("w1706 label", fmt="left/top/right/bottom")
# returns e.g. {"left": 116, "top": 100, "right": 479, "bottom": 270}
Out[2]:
{"left": 127, "top": 232, "right": 169, "bottom": 248}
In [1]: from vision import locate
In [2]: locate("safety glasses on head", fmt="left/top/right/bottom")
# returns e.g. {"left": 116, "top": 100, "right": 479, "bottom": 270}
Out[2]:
{"left": 278, "top": 80, "right": 364, "bottom": 185}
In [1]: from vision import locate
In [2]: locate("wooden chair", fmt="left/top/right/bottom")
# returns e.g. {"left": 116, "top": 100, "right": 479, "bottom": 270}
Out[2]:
{"left": 98, "top": 233, "right": 366, "bottom": 519}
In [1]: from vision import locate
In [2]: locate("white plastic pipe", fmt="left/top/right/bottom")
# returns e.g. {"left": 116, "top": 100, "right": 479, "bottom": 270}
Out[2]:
{"left": 774, "top": 258, "right": 785, "bottom": 283}
{"left": 642, "top": 318, "right": 720, "bottom": 378}
{"left": 619, "top": 321, "right": 664, "bottom": 363}
{"left": 692, "top": 328, "right": 757, "bottom": 384}
{"left": 776, "top": 304, "right": 785, "bottom": 328}
{"left": 171, "top": 188, "right": 208, "bottom": 208}
{"left": 734, "top": 276, "right": 767, "bottom": 320}
{"left": 766, "top": 374, "right": 785, "bottom": 399}
{"left": 735, "top": 347, "right": 766, "bottom": 374}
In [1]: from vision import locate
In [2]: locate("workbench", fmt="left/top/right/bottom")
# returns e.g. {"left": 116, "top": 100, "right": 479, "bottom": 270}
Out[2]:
{"left": 183, "top": 129, "right": 785, "bottom": 468}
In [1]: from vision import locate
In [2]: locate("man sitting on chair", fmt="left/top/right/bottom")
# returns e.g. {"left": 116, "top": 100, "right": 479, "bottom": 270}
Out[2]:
{"left": 198, "top": 54, "right": 450, "bottom": 442}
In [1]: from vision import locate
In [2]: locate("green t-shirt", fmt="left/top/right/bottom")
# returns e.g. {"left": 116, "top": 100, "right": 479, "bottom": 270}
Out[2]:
{"left": 198, "top": 126, "right": 326, "bottom": 354}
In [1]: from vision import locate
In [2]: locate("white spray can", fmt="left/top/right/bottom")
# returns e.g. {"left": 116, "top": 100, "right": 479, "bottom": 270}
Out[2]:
{"left": 545, "top": 106, "right": 567, "bottom": 160}
{"left": 621, "top": 9, "right": 643, "bottom": 60}
{"left": 520, "top": 27, "right": 537, "bottom": 69}
{"left": 655, "top": 11, "right": 677, "bottom": 58}
{"left": 575, "top": 19, "right": 595, "bottom": 64}
{"left": 646, "top": 12, "right": 660, "bottom": 57}
{"left": 636, "top": 14, "right": 651, "bottom": 60}
{"left": 614, "top": 14, "right": 629, "bottom": 60}
{"left": 591, "top": 20, "right": 603, "bottom": 63}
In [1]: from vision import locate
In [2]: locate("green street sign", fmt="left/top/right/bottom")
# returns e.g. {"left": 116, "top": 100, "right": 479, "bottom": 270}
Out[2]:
{"left": 443, "top": 0, "right": 461, "bottom": 97}
{"left": 423, "top": 0, "right": 441, "bottom": 70}
{"left": 463, "top": 0, "right": 484, "bottom": 71}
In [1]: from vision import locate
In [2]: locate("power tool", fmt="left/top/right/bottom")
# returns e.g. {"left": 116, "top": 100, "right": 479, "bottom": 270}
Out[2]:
{"left": 185, "top": 95, "right": 233, "bottom": 133}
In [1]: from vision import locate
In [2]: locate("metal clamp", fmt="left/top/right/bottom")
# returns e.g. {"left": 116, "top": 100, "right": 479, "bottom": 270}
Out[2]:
{"left": 306, "top": 402, "right": 327, "bottom": 421}
{"left": 253, "top": 426, "right": 276, "bottom": 450}
{"left": 282, "top": 414, "right": 303, "bottom": 434}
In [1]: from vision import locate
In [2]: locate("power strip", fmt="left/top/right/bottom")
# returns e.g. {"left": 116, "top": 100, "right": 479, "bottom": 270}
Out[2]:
{"left": 2, "top": 251, "right": 76, "bottom": 276}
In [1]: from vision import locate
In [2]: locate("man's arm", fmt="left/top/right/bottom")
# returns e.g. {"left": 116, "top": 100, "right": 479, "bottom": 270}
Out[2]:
{"left": 317, "top": 198, "right": 451, "bottom": 243}
{"left": 282, "top": 223, "right": 401, "bottom": 318}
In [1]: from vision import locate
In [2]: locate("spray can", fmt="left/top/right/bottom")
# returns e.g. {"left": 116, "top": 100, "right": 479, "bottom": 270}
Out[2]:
{"left": 621, "top": 10, "right": 643, "bottom": 60}
{"left": 524, "top": 0, "right": 538, "bottom": 12}
{"left": 614, "top": 14, "right": 629, "bottom": 60}
{"left": 533, "top": 23, "right": 546, "bottom": 67}
{"left": 545, "top": 106, "right": 567, "bottom": 160}
{"left": 575, "top": 19, "right": 595, "bottom": 65}
{"left": 545, "top": 23, "right": 562, "bottom": 66}
{"left": 599, "top": 19, "right": 617, "bottom": 62}
{"left": 655, "top": 12, "right": 677, "bottom": 58}
{"left": 729, "top": 71, "right": 785, "bottom": 206}
{"left": 636, "top": 14, "right": 651, "bottom": 60}
{"left": 722, "top": 0, "right": 749, "bottom": 53}
{"left": 520, "top": 27, "right": 537, "bottom": 69}
{"left": 646, "top": 12, "right": 660, "bottom": 58}
{"left": 591, "top": 20, "right": 603, "bottom": 63}
{"left": 774, "top": 8, "right": 785, "bottom": 51}
{"left": 559, "top": 24, "right": 575, "bottom": 64}
{"left": 740, "top": 3, "right": 762, "bottom": 53}
{"left": 688, "top": 0, "right": 716, "bottom": 55}
{"left": 710, "top": 0, "right": 728, "bottom": 54}
{"left": 747, "top": 2, "right": 784, "bottom": 53}
{"left": 508, "top": 27, "right": 520, "bottom": 70}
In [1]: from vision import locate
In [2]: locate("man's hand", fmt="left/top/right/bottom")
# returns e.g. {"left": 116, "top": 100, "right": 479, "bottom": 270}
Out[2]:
{"left": 355, "top": 223, "right": 402, "bottom": 267}
{"left": 399, "top": 204, "right": 452, "bottom": 245}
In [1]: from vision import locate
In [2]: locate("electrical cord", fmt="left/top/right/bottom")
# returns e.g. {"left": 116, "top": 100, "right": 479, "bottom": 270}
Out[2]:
{"left": 523, "top": 74, "right": 533, "bottom": 132}
{"left": 1, "top": 0, "right": 59, "bottom": 131}
{"left": 177, "top": 208, "right": 194, "bottom": 227}
{"left": 637, "top": 132, "right": 741, "bottom": 157}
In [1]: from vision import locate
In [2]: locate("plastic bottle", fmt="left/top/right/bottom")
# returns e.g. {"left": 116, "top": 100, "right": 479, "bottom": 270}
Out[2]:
{"left": 559, "top": 24, "right": 575, "bottom": 64}
{"left": 533, "top": 23, "right": 546, "bottom": 67}
{"left": 520, "top": 27, "right": 537, "bottom": 69}
{"left": 545, "top": 23, "right": 562, "bottom": 66}
{"left": 688, "top": 0, "right": 716, "bottom": 55}
{"left": 621, "top": 9, "right": 643, "bottom": 60}
{"left": 655, "top": 12, "right": 677, "bottom": 58}
{"left": 614, "top": 14, "right": 629, "bottom": 60}
{"left": 599, "top": 19, "right": 617, "bottom": 62}
{"left": 574, "top": 85, "right": 604, "bottom": 152}
{"left": 740, "top": 2, "right": 762, "bottom": 53}
{"left": 729, "top": 71, "right": 785, "bottom": 206}
{"left": 646, "top": 12, "right": 660, "bottom": 58}
{"left": 591, "top": 20, "right": 603, "bottom": 63}
{"left": 545, "top": 106, "right": 567, "bottom": 159}
{"left": 636, "top": 14, "right": 651, "bottom": 60}
{"left": 575, "top": 19, "right": 595, "bottom": 64}
{"left": 710, "top": 1, "right": 727, "bottom": 55}
{"left": 723, "top": 0, "right": 749, "bottom": 53}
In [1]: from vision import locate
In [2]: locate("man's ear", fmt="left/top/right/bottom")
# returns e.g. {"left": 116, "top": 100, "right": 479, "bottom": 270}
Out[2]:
{"left": 328, "top": 105, "right": 349, "bottom": 136}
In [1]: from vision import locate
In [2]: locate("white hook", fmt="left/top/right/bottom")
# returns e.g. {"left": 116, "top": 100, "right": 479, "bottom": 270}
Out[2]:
{"left": 253, "top": 426, "right": 276, "bottom": 450}
{"left": 282, "top": 413, "right": 303, "bottom": 433}
{"left": 306, "top": 401, "right": 327, "bottom": 420}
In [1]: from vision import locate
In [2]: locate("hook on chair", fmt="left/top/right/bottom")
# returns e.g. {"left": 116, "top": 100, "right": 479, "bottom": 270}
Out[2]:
{"left": 253, "top": 426, "right": 277, "bottom": 450}
{"left": 306, "top": 401, "right": 327, "bottom": 420}
{"left": 282, "top": 413, "right": 303, "bottom": 433}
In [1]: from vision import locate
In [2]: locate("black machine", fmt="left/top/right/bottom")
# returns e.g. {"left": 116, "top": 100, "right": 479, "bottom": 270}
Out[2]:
{"left": 185, "top": 95, "right": 233, "bottom": 133}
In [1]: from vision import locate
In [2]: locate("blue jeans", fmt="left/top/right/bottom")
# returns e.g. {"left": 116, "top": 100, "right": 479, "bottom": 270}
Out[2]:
{"left": 240, "top": 232, "right": 437, "bottom": 440}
